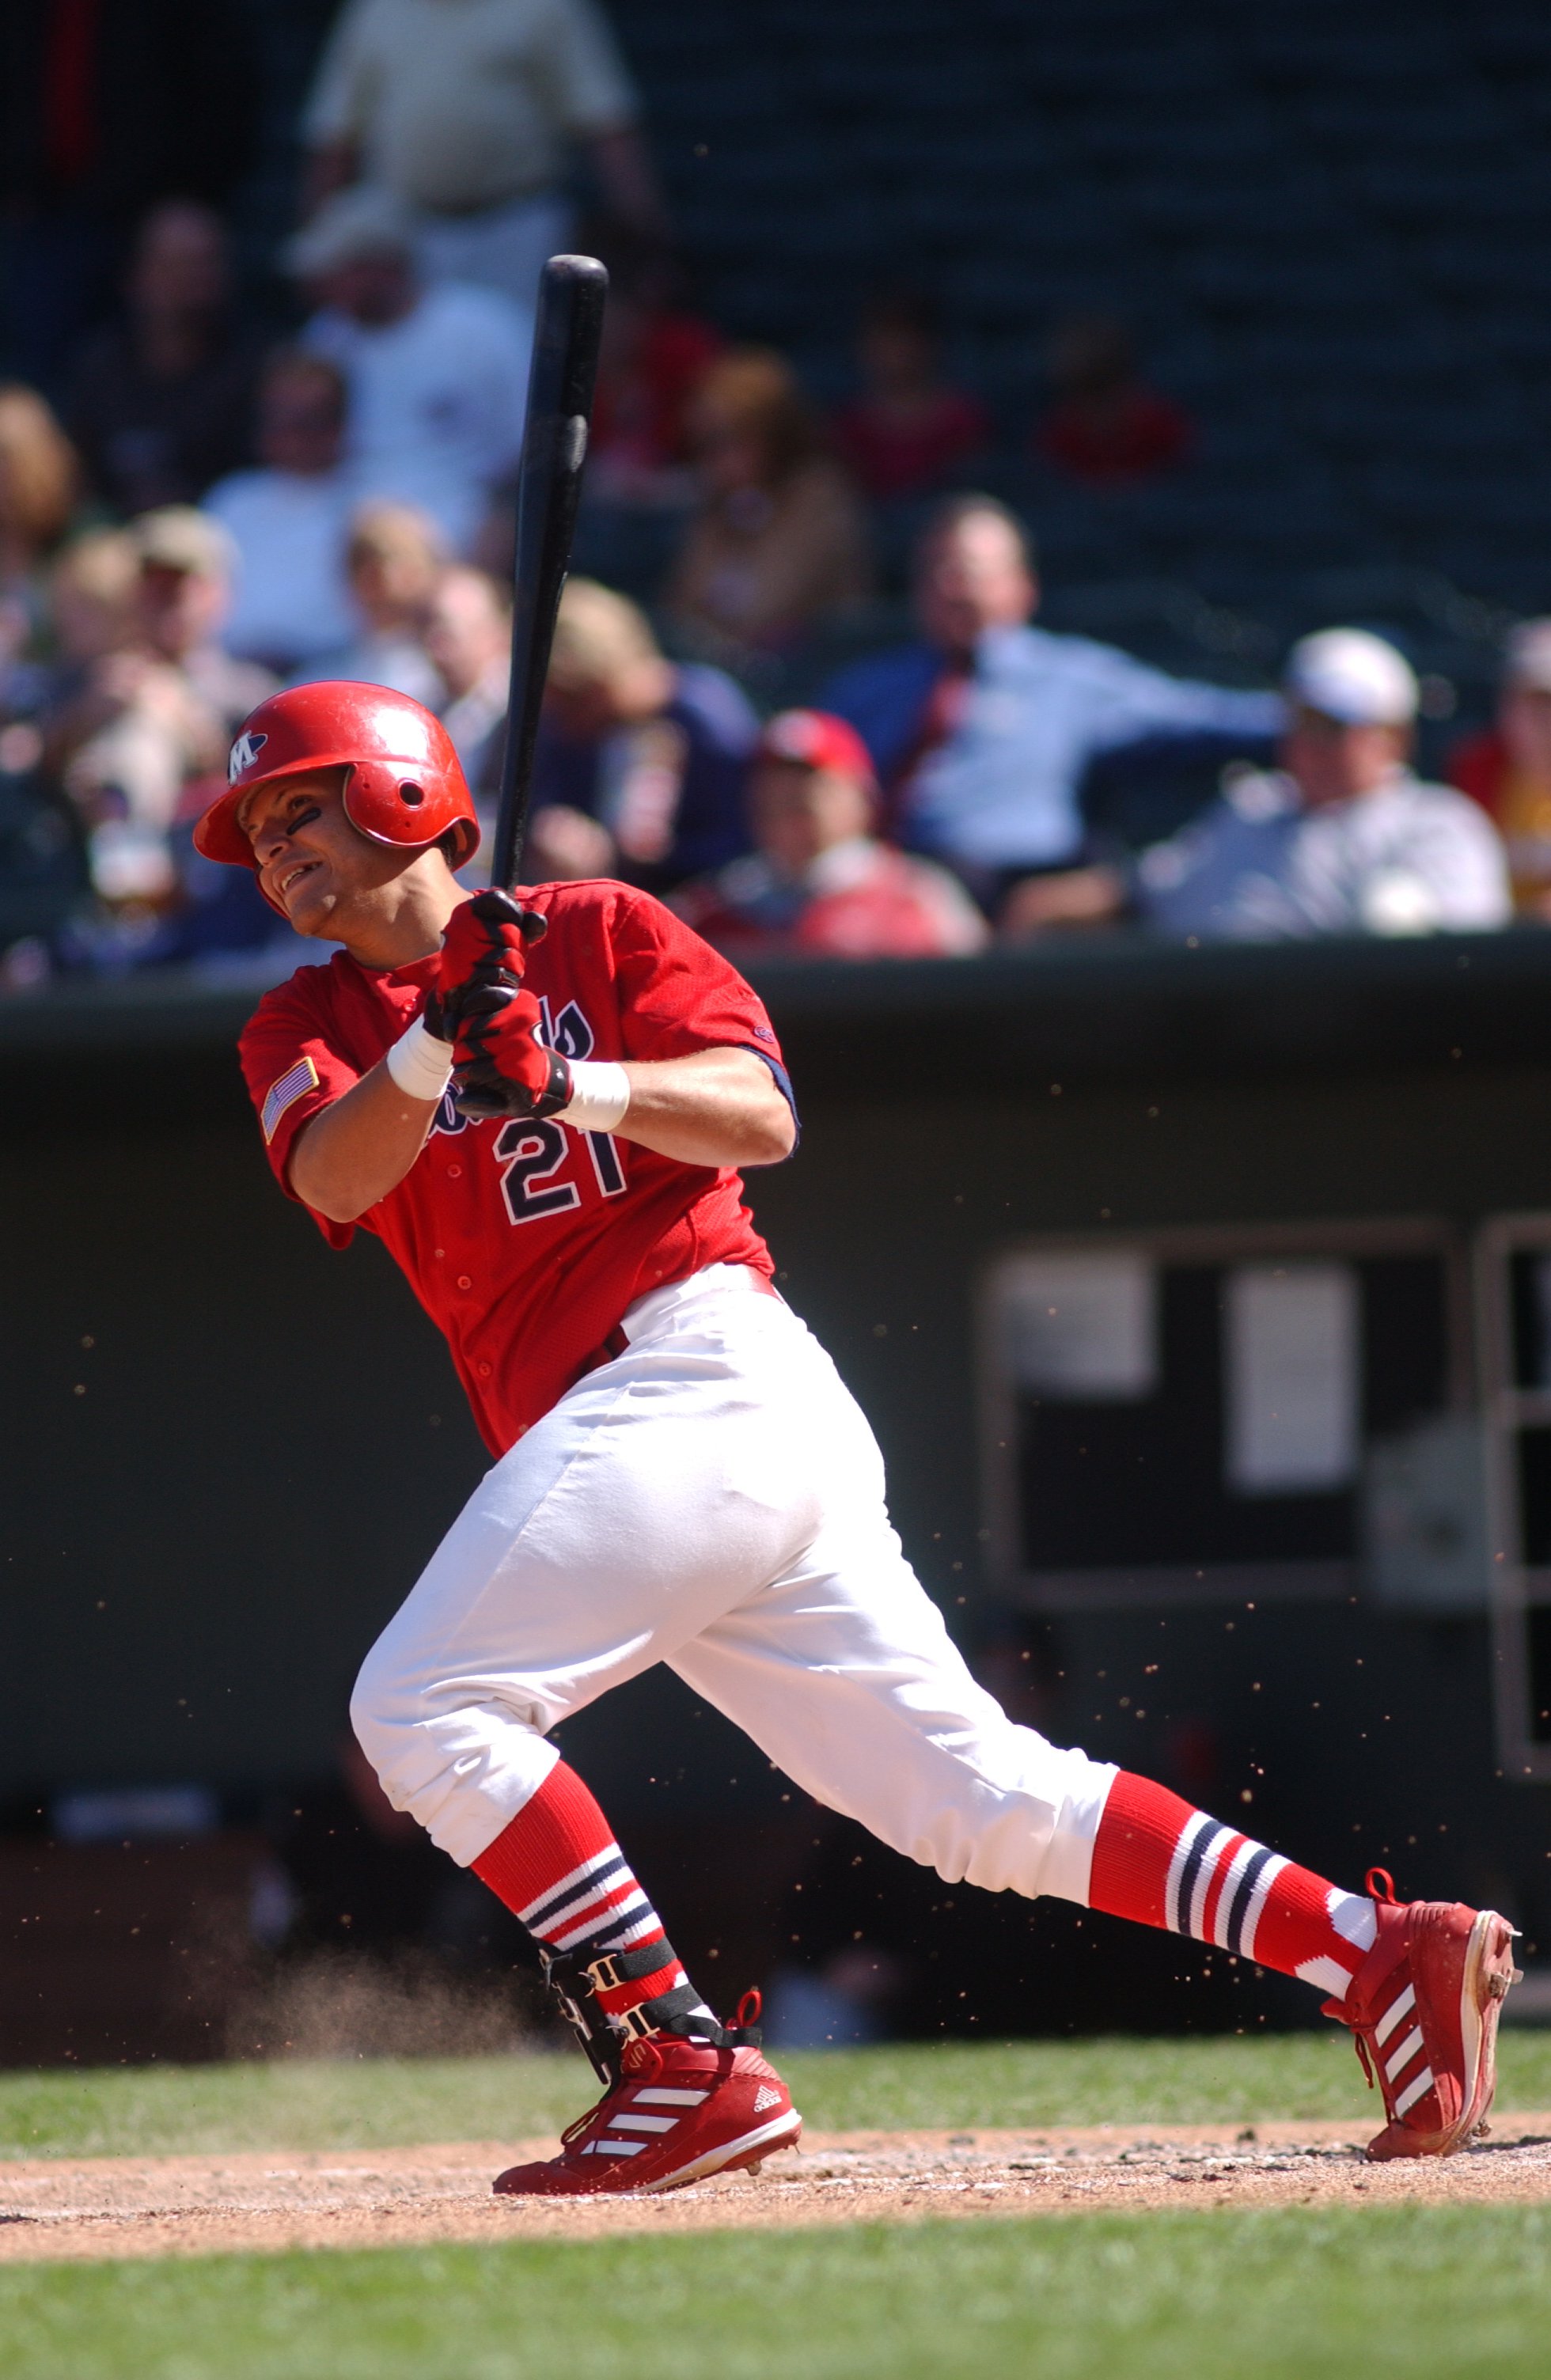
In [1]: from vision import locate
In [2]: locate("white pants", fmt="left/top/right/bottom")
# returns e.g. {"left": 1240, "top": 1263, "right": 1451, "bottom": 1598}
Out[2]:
{"left": 414, "top": 189, "right": 572, "bottom": 314}
{"left": 351, "top": 1267, "right": 1115, "bottom": 1905}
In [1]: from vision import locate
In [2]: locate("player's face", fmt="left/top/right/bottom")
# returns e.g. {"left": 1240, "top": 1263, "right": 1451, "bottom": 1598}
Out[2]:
{"left": 242, "top": 768, "right": 402, "bottom": 933}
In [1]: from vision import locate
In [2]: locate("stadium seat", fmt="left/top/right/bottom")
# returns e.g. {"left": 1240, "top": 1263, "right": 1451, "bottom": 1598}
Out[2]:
{"left": 607, "top": 0, "right": 1551, "bottom": 616}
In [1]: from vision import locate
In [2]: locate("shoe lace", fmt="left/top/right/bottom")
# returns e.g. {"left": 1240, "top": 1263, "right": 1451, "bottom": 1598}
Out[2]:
{"left": 1346, "top": 2026, "right": 1377, "bottom": 2090}
{"left": 1325, "top": 1986, "right": 1393, "bottom": 2104}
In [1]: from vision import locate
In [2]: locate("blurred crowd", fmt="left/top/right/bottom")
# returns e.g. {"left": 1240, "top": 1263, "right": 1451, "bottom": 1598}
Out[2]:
{"left": 0, "top": 0, "right": 1538, "bottom": 988}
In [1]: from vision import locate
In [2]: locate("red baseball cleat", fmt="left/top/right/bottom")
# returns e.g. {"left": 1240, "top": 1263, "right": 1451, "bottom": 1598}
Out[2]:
{"left": 493, "top": 2032, "right": 802, "bottom": 2196}
{"left": 1326, "top": 1868, "right": 1521, "bottom": 2161}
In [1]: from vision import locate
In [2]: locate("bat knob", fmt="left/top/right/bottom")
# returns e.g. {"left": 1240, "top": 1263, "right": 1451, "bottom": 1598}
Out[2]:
{"left": 544, "top": 253, "right": 609, "bottom": 292}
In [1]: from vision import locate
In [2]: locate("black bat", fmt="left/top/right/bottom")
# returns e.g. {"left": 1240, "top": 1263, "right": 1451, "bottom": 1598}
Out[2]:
{"left": 490, "top": 253, "right": 609, "bottom": 891}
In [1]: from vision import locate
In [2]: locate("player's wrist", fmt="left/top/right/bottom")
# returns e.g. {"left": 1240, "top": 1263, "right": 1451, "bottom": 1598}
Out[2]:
{"left": 557, "top": 1060, "right": 631, "bottom": 1134}
{"left": 385, "top": 1012, "right": 456, "bottom": 1102}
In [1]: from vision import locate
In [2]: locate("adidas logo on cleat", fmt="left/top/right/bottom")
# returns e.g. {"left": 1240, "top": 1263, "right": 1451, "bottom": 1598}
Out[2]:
{"left": 753, "top": 2085, "right": 782, "bottom": 2112}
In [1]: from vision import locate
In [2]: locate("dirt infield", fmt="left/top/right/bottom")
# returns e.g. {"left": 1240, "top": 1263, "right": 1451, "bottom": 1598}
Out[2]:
{"left": 2, "top": 2118, "right": 1550, "bottom": 2262}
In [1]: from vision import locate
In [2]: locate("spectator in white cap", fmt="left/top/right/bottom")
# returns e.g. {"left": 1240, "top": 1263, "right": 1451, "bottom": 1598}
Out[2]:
{"left": 1134, "top": 628, "right": 1511, "bottom": 939}
{"left": 291, "top": 187, "right": 534, "bottom": 551}
{"left": 1006, "top": 627, "right": 1511, "bottom": 942}
{"left": 1448, "top": 620, "right": 1551, "bottom": 919}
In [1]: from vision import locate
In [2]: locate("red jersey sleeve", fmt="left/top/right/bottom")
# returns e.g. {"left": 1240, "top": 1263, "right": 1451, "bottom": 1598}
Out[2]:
{"left": 608, "top": 887, "right": 794, "bottom": 1109}
{"left": 237, "top": 970, "right": 366, "bottom": 1249}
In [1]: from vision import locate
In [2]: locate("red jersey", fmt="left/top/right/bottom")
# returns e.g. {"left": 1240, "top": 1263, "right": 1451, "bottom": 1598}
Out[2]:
{"left": 676, "top": 843, "right": 988, "bottom": 961}
{"left": 832, "top": 389, "right": 991, "bottom": 502}
{"left": 1035, "top": 388, "right": 1192, "bottom": 487}
{"left": 239, "top": 881, "right": 790, "bottom": 1456}
{"left": 592, "top": 313, "right": 723, "bottom": 471}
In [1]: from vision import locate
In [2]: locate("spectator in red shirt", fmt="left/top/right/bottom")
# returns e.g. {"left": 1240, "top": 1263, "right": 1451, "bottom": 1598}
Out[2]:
{"left": 675, "top": 708, "right": 988, "bottom": 961}
{"left": 586, "top": 235, "right": 722, "bottom": 502}
{"left": 1035, "top": 316, "right": 1192, "bottom": 489}
{"left": 559, "top": 233, "right": 722, "bottom": 604}
{"left": 832, "top": 292, "right": 990, "bottom": 503}
{"left": 1448, "top": 620, "right": 1551, "bottom": 919}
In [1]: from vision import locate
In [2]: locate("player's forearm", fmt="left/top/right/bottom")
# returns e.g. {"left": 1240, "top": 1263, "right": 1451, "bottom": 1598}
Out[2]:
{"left": 288, "top": 1063, "right": 442, "bottom": 1221}
{"left": 614, "top": 1048, "right": 794, "bottom": 1169}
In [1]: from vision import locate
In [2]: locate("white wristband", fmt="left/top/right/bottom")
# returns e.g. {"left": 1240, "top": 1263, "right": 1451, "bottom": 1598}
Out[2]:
{"left": 385, "top": 1013, "right": 456, "bottom": 1102}
{"left": 558, "top": 1059, "right": 631, "bottom": 1133}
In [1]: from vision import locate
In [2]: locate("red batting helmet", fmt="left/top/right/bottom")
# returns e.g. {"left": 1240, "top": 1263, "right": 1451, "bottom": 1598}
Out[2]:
{"left": 194, "top": 682, "right": 481, "bottom": 873}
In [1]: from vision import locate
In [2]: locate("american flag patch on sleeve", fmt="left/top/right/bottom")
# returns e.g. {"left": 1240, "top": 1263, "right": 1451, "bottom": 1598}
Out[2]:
{"left": 261, "top": 1054, "right": 320, "bottom": 1143}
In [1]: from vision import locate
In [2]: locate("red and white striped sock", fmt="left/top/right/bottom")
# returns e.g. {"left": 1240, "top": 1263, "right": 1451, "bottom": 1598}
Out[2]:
{"left": 472, "top": 1760, "right": 718, "bottom": 2038}
{"left": 1088, "top": 1771, "right": 1377, "bottom": 1999}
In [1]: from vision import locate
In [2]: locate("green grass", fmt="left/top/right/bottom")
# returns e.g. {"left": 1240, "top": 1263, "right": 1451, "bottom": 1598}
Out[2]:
{"left": 6, "top": 2048, "right": 1551, "bottom": 2379}
{"left": 4, "top": 2207, "right": 1551, "bottom": 2380}
{"left": 5, "top": 2032, "right": 1551, "bottom": 2162}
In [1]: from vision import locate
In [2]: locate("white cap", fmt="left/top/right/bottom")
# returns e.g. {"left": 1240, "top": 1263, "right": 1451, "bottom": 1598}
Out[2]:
{"left": 1504, "top": 619, "right": 1551, "bottom": 693}
{"left": 287, "top": 184, "right": 416, "bottom": 279}
{"left": 1284, "top": 628, "right": 1417, "bottom": 727}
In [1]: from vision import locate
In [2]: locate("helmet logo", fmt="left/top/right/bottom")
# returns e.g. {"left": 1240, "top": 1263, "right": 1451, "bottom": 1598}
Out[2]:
{"left": 229, "top": 730, "right": 268, "bottom": 783}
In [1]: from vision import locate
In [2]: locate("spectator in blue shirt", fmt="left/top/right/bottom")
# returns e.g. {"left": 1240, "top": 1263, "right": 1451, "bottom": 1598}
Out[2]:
{"left": 821, "top": 495, "right": 1280, "bottom": 908}
{"left": 526, "top": 577, "right": 757, "bottom": 894}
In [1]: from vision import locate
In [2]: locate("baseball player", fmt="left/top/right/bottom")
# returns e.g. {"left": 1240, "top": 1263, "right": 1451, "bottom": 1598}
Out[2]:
{"left": 199, "top": 681, "right": 1517, "bottom": 2194}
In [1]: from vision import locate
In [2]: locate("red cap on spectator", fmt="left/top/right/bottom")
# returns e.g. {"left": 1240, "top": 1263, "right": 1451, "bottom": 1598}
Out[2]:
{"left": 757, "top": 709, "right": 878, "bottom": 788}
